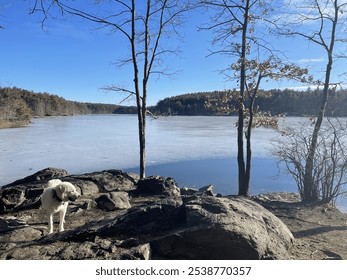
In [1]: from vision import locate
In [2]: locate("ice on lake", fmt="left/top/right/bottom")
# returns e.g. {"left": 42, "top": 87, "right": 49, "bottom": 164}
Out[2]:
{"left": 0, "top": 115, "right": 276, "bottom": 185}
{"left": 0, "top": 114, "right": 346, "bottom": 212}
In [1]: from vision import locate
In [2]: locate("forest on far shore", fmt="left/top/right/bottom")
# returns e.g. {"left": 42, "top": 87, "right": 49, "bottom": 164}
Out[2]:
{"left": 152, "top": 88, "right": 347, "bottom": 117}
{"left": 1, "top": 86, "right": 347, "bottom": 128}
{"left": 0, "top": 87, "right": 136, "bottom": 128}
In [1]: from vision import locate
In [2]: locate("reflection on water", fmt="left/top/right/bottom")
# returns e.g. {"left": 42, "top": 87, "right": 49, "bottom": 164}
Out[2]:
{"left": 127, "top": 157, "right": 297, "bottom": 195}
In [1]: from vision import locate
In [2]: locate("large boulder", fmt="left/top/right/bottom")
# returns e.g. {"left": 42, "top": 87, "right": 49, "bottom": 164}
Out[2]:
{"left": 66, "top": 169, "right": 136, "bottom": 194}
{"left": 0, "top": 169, "right": 137, "bottom": 213}
{"left": 1, "top": 168, "right": 68, "bottom": 188}
{"left": 65, "top": 195, "right": 294, "bottom": 259}
{"left": 90, "top": 170, "right": 136, "bottom": 192}
{"left": 96, "top": 197, "right": 184, "bottom": 237}
{"left": 151, "top": 196, "right": 294, "bottom": 259}
{"left": 0, "top": 168, "right": 68, "bottom": 213}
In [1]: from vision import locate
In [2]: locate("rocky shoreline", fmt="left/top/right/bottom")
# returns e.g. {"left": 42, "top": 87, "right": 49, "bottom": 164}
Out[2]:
{"left": 1, "top": 168, "right": 346, "bottom": 260}
{"left": 0, "top": 119, "right": 31, "bottom": 129}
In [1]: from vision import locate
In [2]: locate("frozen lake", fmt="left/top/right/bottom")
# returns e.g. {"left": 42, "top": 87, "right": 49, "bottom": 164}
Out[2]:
{"left": 0, "top": 114, "right": 346, "bottom": 211}
{"left": 0, "top": 114, "right": 275, "bottom": 186}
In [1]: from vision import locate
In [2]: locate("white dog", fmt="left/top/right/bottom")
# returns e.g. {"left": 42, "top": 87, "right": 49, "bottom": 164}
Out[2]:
{"left": 41, "top": 179, "right": 80, "bottom": 234}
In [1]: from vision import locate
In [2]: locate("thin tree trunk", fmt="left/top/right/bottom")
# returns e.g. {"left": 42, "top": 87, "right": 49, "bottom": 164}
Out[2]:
{"left": 303, "top": 0, "right": 337, "bottom": 202}
{"left": 303, "top": 59, "right": 332, "bottom": 201}
{"left": 237, "top": 0, "right": 250, "bottom": 196}
{"left": 244, "top": 74, "right": 261, "bottom": 195}
{"left": 138, "top": 0, "right": 152, "bottom": 179}
{"left": 245, "top": 93, "right": 257, "bottom": 194}
{"left": 130, "top": 0, "right": 145, "bottom": 179}
{"left": 245, "top": 106, "right": 253, "bottom": 193}
{"left": 139, "top": 125, "right": 146, "bottom": 178}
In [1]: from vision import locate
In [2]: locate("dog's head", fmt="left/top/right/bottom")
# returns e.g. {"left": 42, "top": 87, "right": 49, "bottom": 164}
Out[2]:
{"left": 55, "top": 182, "right": 81, "bottom": 202}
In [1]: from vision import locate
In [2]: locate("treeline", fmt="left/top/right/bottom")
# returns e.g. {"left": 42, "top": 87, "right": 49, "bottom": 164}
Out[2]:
{"left": 0, "top": 87, "right": 136, "bottom": 128}
{"left": 152, "top": 88, "right": 347, "bottom": 117}
{"left": 2, "top": 86, "right": 347, "bottom": 128}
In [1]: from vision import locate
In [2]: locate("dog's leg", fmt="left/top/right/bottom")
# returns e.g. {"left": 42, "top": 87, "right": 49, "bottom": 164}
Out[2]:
{"left": 59, "top": 204, "right": 67, "bottom": 232}
{"left": 48, "top": 213, "right": 54, "bottom": 234}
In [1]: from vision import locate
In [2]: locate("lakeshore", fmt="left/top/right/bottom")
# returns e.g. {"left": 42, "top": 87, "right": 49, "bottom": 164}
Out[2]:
{"left": 1, "top": 167, "right": 346, "bottom": 260}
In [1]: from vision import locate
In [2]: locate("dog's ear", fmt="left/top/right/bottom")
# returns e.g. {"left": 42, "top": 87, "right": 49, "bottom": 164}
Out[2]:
{"left": 55, "top": 184, "right": 67, "bottom": 199}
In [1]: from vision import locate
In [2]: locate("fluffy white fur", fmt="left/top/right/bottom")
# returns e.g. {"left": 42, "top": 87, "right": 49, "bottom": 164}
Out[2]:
{"left": 41, "top": 179, "right": 80, "bottom": 234}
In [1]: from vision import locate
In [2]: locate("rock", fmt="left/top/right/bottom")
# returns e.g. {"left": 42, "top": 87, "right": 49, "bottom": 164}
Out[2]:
{"left": 254, "top": 192, "right": 301, "bottom": 203}
{"left": 0, "top": 169, "right": 296, "bottom": 260}
{"left": 0, "top": 187, "right": 43, "bottom": 213}
{"left": 0, "top": 216, "right": 28, "bottom": 234}
{"left": 69, "top": 180, "right": 100, "bottom": 196}
{"left": 95, "top": 192, "right": 131, "bottom": 211}
{"left": 120, "top": 244, "right": 151, "bottom": 260}
{"left": 136, "top": 176, "right": 180, "bottom": 197}
{"left": 77, "top": 198, "right": 98, "bottom": 210}
{"left": 109, "top": 192, "right": 131, "bottom": 209}
{"left": 67, "top": 170, "right": 136, "bottom": 193}
{"left": 151, "top": 196, "right": 294, "bottom": 260}
{"left": 0, "top": 169, "right": 137, "bottom": 213}
{"left": 71, "top": 196, "right": 293, "bottom": 260}
{"left": 0, "top": 188, "right": 26, "bottom": 212}
{"left": 180, "top": 185, "right": 215, "bottom": 197}
{"left": 1, "top": 168, "right": 68, "bottom": 188}
{"left": 180, "top": 187, "right": 198, "bottom": 195}
{"left": 94, "top": 194, "right": 115, "bottom": 211}
{"left": 126, "top": 172, "right": 140, "bottom": 183}
{"left": 93, "top": 170, "right": 136, "bottom": 192}
{"left": 94, "top": 197, "right": 184, "bottom": 238}
{"left": 198, "top": 184, "right": 214, "bottom": 196}
{"left": 0, "top": 167, "right": 68, "bottom": 213}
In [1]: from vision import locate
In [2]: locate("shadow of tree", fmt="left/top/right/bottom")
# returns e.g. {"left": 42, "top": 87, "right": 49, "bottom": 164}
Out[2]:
{"left": 294, "top": 225, "right": 347, "bottom": 238}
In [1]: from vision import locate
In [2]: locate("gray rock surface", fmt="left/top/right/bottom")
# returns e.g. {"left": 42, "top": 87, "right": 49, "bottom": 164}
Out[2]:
{"left": 136, "top": 176, "right": 180, "bottom": 197}
{"left": 0, "top": 168, "right": 295, "bottom": 260}
{"left": 95, "top": 192, "right": 131, "bottom": 211}
{"left": 151, "top": 196, "right": 294, "bottom": 259}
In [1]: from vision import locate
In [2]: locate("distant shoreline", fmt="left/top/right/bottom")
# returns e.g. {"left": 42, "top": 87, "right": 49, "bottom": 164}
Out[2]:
{"left": 0, "top": 120, "right": 32, "bottom": 129}
{"left": 0, "top": 112, "right": 121, "bottom": 129}
{"left": 1, "top": 112, "right": 338, "bottom": 130}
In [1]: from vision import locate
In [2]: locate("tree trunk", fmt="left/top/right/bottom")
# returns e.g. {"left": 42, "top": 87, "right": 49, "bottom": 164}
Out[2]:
{"left": 237, "top": 0, "right": 250, "bottom": 196}
{"left": 131, "top": 0, "right": 146, "bottom": 179}
{"left": 302, "top": 0, "right": 337, "bottom": 202}
{"left": 303, "top": 60, "right": 332, "bottom": 201}
{"left": 139, "top": 123, "right": 146, "bottom": 178}
{"left": 245, "top": 95, "right": 256, "bottom": 194}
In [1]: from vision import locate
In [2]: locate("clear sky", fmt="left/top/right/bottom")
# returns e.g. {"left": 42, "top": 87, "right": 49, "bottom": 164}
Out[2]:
{"left": 0, "top": 1, "right": 345, "bottom": 106}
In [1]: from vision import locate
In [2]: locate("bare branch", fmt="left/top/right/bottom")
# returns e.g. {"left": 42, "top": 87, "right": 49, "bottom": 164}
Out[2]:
{"left": 100, "top": 85, "right": 138, "bottom": 103}
{"left": 101, "top": 85, "right": 136, "bottom": 96}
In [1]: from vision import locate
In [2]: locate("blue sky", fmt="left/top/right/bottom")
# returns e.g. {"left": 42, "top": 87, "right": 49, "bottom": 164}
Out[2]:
{"left": 0, "top": 1, "right": 345, "bottom": 106}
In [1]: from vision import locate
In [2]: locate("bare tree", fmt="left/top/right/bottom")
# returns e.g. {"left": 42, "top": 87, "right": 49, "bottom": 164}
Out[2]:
{"left": 31, "top": 0, "right": 191, "bottom": 178}
{"left": 200, "top": 0, "right": 266, "bottom": 196}
{"left": 200, "top": 0, "right": 310, "bottom": 196}
{"left": 278, "top": 0, "right": 347, "bottom": 202}
{"left": 273, "top": 118, "right": 347, "bottom": 205}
